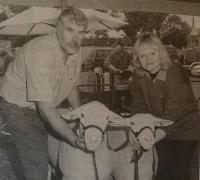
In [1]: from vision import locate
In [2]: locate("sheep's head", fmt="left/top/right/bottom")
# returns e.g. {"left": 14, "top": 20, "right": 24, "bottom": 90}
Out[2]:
{"left": 128, "top": 114, "right": 173, "bottom": 150}
{"left": 58, "top": 101, "right": 120, "bottom": 151}
{"left": 109, "top": 113, "right": 173, "bottom": 150}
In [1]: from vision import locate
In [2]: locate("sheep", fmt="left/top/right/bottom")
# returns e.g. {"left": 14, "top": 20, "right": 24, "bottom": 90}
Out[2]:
{"left": 109, "top": 113, "right": 173, "bottom": 180}
{"left": 48, "top": 101, "right": 173, "bottom": 180}
{"left": 48, "top": 101, "right": 120, "bottom": 180}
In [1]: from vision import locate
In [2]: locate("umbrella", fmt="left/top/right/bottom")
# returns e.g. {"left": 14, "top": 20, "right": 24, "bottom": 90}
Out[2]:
{"left": 1, "top": 0, "right": 200, "bottom": 16}
{"left": 0, "top": 7, "right": 128, "bottom": 35}
{"left": 0, "top": 0, "right": 109, "bottom": 9}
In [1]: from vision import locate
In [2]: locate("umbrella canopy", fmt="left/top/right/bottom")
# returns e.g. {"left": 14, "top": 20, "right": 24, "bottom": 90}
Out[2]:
{"left": 0, "top": 0, "right": 200, "bottom": 16}
{"left": 0, "top": 0, "right": 108, "bottom": 9}
{"left": 0, "top": 7, "right": 128, "bottom": 35}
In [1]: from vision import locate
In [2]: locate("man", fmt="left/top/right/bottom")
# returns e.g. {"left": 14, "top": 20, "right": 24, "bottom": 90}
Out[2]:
{"left": 0, "top": 41, "right": 13, "bottom": 75}
{"left": 104, "top": 41, "right": 133, "bottom": 113}
{"left": 0, "top": 8, "right": 88, "bottom": 180}
{"left": 105, "top": 40, "right": 133, "bottom": 72}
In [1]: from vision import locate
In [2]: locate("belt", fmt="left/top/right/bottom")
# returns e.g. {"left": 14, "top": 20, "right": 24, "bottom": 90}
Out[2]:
{"left": 0, "top": 98, "right": 36, "bottom": 114}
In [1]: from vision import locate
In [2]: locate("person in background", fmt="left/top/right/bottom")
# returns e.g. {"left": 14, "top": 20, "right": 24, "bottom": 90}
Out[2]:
{"left": 131, "top": 32, "right": 199, "bottom": 180}
{"left": 0, "top": 41, "right": 14, "bottom": 76}
{"left": 105, "top": 40, "right": 133, "bottom": 73}
{"left": 0, "top": 8, "right": 88, "bottom": 180}
{"left": 103, "top": 40, "right": 133, "bottom": 112}
{"left": 166, "top": 44, "right": 181, "bottom": 65}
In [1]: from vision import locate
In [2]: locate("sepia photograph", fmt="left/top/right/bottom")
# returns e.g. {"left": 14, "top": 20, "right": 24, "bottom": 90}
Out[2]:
{"left": 0, "top": 0, "right": 199, "bottom": 180}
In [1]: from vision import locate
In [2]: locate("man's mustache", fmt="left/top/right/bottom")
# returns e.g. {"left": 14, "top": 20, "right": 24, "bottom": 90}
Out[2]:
{"left": 68, "top": 41, "right": 80, "bottom": 48}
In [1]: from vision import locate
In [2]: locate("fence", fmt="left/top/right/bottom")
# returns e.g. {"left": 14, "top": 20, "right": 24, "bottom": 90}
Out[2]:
{"left": 190, "top": 78, "right": 200, "bottom": 111}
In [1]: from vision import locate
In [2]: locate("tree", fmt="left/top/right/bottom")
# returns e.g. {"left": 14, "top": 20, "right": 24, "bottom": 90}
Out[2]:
{"left": 9, "top": 5, "right": 28, "bottom": 15}
{"left": 159, "top": 15, "right": 191, "bottom": 48}
{"left": 0, "top": 5, "right": 30, "bottom": 48}
{"left": 0, "top": 5, "right": 28, "bottom": 22}
{"left": 122, "top": 11, "right": 168, "bottom": 42}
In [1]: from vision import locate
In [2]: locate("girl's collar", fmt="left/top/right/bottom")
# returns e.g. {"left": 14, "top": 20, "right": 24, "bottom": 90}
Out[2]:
{"left": 134, "top": 68, "right": 166, "bottom": 82}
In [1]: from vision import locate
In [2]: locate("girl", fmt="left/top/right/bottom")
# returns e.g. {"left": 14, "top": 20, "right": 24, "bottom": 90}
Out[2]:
{"left": 131, "top": 32, "right": 200, "bottom": 180}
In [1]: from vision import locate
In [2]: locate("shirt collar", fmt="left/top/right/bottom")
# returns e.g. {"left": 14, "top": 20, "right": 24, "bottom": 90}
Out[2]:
{"left": 152, "top": 69, "right": 166, "bottom": 82}
{"left": 134, "top": 68, "right": 166, "bottom": 82}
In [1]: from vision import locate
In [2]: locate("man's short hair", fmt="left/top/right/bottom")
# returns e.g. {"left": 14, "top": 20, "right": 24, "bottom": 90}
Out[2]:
{"left": 57, "top": 8, "right": 88, "bottom": 28}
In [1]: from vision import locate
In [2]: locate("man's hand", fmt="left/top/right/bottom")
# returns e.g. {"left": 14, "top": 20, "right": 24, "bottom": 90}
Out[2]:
{"left": 36, "top": 101, "right": 80, "bottom": 147}
{"left": 74, "top": 137, "right": 86, "bottom": 151}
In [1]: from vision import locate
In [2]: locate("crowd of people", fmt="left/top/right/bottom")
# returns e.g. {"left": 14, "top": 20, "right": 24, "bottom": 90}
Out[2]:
{"left": 0, "top": 7, "right": 199, "bottom": 180}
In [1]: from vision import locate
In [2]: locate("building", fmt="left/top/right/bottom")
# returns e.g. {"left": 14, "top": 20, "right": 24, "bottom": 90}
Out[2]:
{"left": 187, "top": 16, "right": 200, "bottom": 48}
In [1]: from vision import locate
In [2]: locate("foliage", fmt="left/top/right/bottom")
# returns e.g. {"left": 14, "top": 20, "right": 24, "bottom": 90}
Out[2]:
{"left": 159, "top": 15, "right": 191, "bottom": 48}
{"left": 9, "top": 5, "right": 28, "bottom": 15}
{"left": 121, "top": 11, "right": 191, "bottom": 48}
{"left": 0, "top": 7, "right": 193, "bottom": 49}
{"left": 0, "top": 5, "right": 28, "bottom": 22}
{"left": 122, "top": 11, "right": 168, "bottom": 42}
{"left": 0, "top": 5, "right": 34, "bottom": 47}
{"left": 94, "top": 30, "right": 109, "bottom": 38}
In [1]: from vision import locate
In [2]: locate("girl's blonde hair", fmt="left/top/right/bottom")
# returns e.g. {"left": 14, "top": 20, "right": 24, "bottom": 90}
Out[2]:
{"left": 133, "top": 32, "right": 172, "bottom": 70}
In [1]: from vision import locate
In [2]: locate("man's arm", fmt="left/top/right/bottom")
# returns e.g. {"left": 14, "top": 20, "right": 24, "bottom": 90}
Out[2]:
{"left": 128, "top": 65, "right": 135, "bottom": 72}
{"left": 127, "top": 52, "right": 134, "bottom": 72}
{"left": 68, "top": 85, "right": 81, "bottom": 109}
{"left": 25, "top": 46, "right": 85, "bottom": 149}
{"left": 104, "top": 53, "right": 119, "bottom": 72}
{"left": 36, "top": 101, "right": 84, "bottom": 149}
{"left": 108, "top": 63, "right": 118, "bottom": 72}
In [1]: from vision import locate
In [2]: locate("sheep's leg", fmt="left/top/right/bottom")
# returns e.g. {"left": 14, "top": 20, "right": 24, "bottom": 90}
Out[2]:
{"left": 111, "top": 146, "right": 158, "bottom": 180}
{"left": 138, "top": 148, "right": 158, "bottom": 180}
{"left": 62, "top": 176, "right": 76, "bottom": 180}
{"left": 59, "top": 139, "right": 112, "bottom": 180}
{"left": 48, "top": 135, "right": 61, "bottom": 167}
{"left": 94, "top": 139, "right": 113, "bottom": 180}
{"left": 111, "top": 145, "right": 134, "bottom": 180}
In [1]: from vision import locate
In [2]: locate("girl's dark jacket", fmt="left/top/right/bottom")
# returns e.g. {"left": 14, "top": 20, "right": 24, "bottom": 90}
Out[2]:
{"left": 131, "top": 63, "right": 200, "bottom": 140}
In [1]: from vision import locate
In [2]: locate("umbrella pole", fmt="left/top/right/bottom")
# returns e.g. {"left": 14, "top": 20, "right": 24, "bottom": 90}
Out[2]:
{"left": 27, "top": 23, "right": 37, "bottom": 36}
{"left": 99, "top": 21, "right": 113, "bottom": 30}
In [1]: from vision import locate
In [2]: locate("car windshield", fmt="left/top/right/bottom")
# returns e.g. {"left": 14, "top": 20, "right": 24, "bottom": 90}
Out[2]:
{"left": 185, "top": 48, "right": 200, "bottom": 62}
{"left": 192, "top": 65, "right": 200, "bottom": 69}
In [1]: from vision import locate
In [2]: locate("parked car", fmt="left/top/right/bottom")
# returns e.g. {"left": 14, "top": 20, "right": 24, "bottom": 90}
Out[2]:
{"left": 190, "top": 62, "right": 200, "bottom": 76}
{"left": 183, "top": 47, "right": 200, "bottom": 65}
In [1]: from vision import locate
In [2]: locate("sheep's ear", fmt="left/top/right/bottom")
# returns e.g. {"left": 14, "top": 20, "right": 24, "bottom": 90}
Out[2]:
{"left": 108, "top": 112, "right": 129, "bottom": 127}
{"left": 57, "top": 107, "right": 82, "bottom": 121}
{"left": 153, "top": 117, "right": 173, "bottom": 127}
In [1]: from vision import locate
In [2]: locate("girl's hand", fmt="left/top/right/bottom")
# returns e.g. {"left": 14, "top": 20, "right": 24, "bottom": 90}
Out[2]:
{"left": 154, "top": 128, "right": 166, "bottom": 143}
